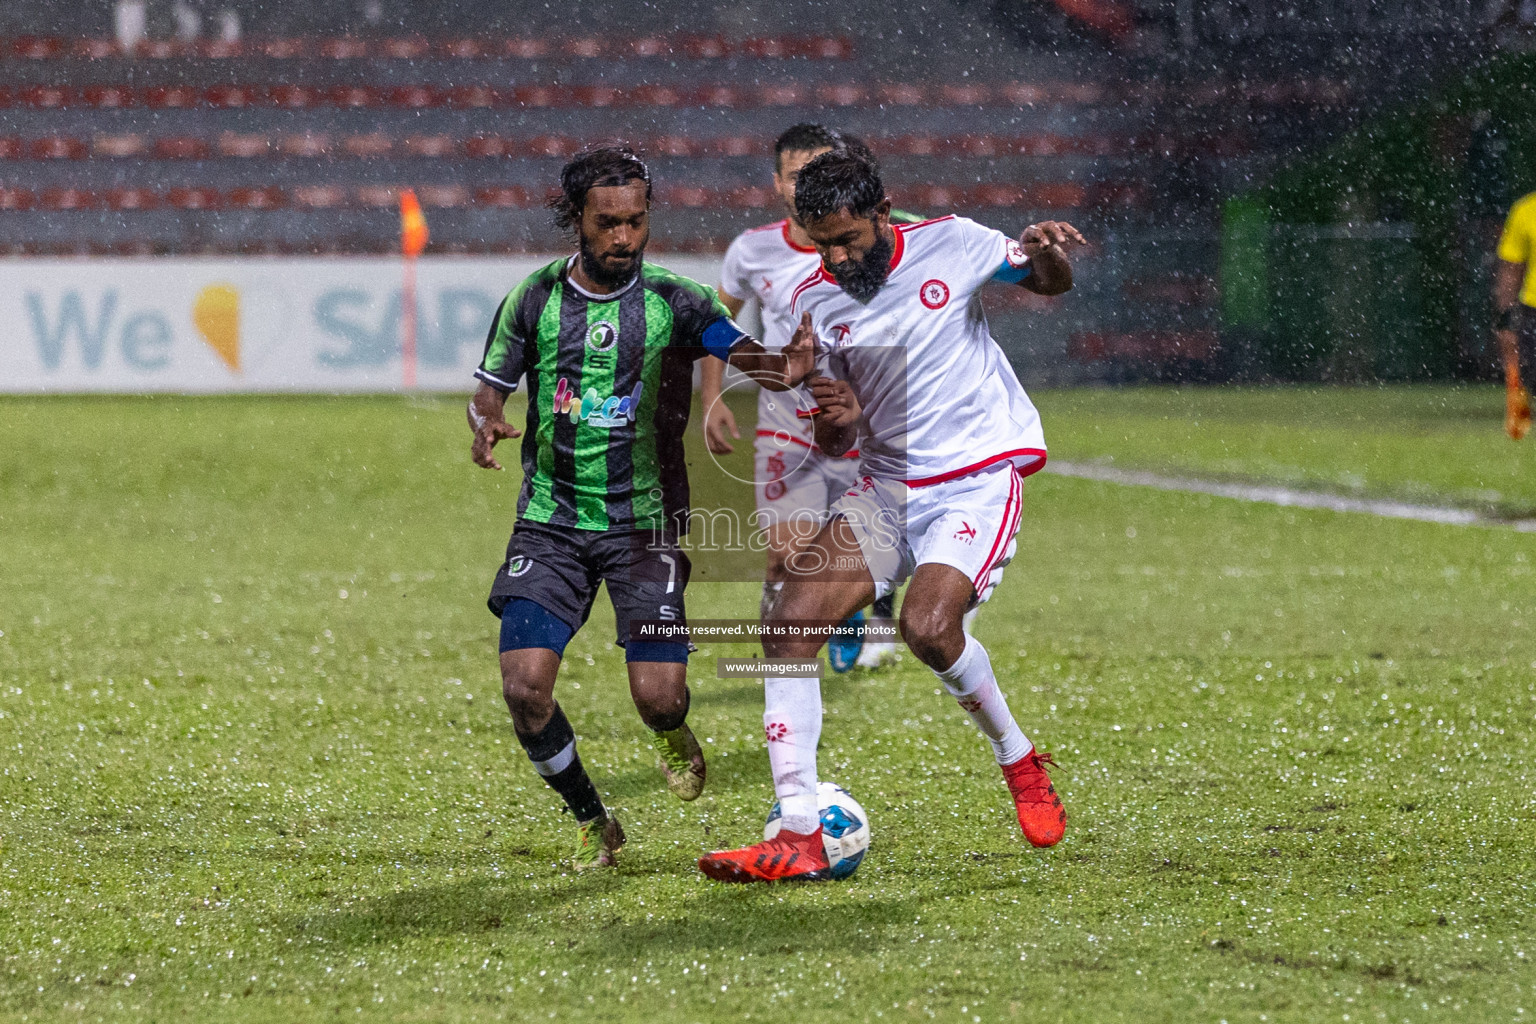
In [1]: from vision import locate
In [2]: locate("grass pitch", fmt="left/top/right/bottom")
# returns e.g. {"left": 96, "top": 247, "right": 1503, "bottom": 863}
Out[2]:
{"left": 1, "top": 388, "right": 1533, "bottom": 1023}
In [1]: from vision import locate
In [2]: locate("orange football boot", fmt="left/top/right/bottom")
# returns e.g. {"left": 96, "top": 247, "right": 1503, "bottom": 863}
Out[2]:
{"left": 698, "top": 826, "right": 831, "bottom": 883}
{"left": 1002, "top": 749, "right": 1067, "bottom": 847}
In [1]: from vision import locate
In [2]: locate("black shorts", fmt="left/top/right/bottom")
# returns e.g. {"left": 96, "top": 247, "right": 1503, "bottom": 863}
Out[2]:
{"left": 487, "top": 520, "right": 690, "bottom": 646}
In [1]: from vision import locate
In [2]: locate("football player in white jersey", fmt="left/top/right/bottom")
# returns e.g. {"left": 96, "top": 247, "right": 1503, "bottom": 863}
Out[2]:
{"left": 701, "top": 124, "right": 908, "bottom": 671}
{"left": 698, "top": 150, "right": 1086, "bottom": 883}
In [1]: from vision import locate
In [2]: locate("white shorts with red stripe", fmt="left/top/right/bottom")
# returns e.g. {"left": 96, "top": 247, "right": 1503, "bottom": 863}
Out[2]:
{"left": 831, "top": 461, "right": 1026, "bottom": 605}
{"left": 753, "top": 432, "right": 861, "bottom": 527}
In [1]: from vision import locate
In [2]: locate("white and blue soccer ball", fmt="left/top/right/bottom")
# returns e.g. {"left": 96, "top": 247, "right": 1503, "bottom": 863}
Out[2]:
{"left": 764, "top": 780, "right": 870, "bottom": 879}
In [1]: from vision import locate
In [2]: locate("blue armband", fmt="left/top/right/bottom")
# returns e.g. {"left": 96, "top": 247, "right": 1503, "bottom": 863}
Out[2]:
{"left": 992, "top": 260, "right": 1032, "bottom": 285}
{"left": 701, "top": 316, "right": 748, "bottom": 361}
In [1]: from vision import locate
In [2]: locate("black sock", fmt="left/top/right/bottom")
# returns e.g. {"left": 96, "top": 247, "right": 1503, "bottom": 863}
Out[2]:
{"left": 874, "top": 592, "right": 896, "bottom": 620}
{"left": 646, "top": 686, "right": 690, "bottom": 734}
{"left": 514, "top": 703, "right": 605, "bottom": 822}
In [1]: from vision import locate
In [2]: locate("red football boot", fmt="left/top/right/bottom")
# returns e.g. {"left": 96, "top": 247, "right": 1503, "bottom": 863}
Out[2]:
{"left": 1002, "top": 749, "right": 1067, "bottom": 847}
{"left": 698, "top": 827, "right": 831, "bottom": 883}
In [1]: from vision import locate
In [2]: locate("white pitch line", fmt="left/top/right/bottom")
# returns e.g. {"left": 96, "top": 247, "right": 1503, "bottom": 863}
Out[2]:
{"left": 1045, "top": 461, "right": 1536, "bottom": 533}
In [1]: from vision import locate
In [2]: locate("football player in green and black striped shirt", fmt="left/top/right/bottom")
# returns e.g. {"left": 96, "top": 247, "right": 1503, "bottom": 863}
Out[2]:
{"left": 467, "top": 147, "right": 814, "bottom": 870}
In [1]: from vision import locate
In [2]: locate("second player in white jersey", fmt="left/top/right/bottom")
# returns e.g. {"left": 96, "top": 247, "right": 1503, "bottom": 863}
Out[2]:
{"left": 790, "top": 214, "right": 1047, "bottom": 486}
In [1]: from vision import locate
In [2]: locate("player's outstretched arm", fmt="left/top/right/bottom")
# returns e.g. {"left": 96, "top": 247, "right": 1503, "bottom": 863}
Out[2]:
{"left": 1019, "top": 221, "right": 1086, "bottom": 296}
{"left": 808, "top": 375, "right": 861, "bottom": 458}
{"left": 467, "top": 381, "right": 522, "bottom": 471}
{"left": 727, "top": 312, "right": 818, "bottom": 392}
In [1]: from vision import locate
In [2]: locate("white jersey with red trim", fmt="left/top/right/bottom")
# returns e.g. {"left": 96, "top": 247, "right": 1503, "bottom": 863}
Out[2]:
{"left": 721, "top": 220, "right": 822, "bottom": 447}
{"left": 790, "top": 215, "right": 1046, "bottom": 485}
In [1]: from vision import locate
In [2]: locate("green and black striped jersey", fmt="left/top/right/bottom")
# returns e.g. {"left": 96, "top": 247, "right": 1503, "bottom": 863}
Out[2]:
{"left": 476, "top": 257, "right": 743, "bottom": 533}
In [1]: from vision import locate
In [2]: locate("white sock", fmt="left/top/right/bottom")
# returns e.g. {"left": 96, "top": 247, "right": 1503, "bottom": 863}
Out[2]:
{"left": 760, "top": 580, "right": 784, "bottom": 621}
{"left": 764, "top": 675, "right": 821, "bottom": 833}
{"left": 936, "top": 634, "right": 1032, "bottom": 765}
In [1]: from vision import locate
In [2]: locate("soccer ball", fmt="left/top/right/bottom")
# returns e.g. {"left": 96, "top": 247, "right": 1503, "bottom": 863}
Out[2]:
{"left": 764, "top": 780, "right": 870, "bottom": 879}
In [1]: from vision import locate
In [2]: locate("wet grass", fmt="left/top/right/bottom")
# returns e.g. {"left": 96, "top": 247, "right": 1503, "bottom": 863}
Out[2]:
{"left": 0, "top": 393, "right": 1533, "bottom": 1022}
{"left": 1038, "top": 385, "right": 1536, "bottom": 518}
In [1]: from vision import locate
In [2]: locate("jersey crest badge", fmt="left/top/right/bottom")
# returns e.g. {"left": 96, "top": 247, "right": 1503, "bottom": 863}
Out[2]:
{"left": 920, "top": 280, "right": 950, "bottom": 309}
{"left": 587, "top": 320, "right": 618, "bottom": 352}
{"left": 1005, "top": 239, "right": 1029, "bottom": 268}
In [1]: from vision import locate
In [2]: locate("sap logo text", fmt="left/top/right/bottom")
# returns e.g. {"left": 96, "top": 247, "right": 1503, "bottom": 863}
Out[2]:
{"left": 553, "top": 377, "right": 643, "bottom": 428}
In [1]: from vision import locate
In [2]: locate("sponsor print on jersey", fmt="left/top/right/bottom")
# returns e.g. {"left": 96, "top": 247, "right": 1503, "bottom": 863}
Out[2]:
{"left": 552, "top": 376, "right": 643, "bottom": 428}
{"left": 920, "top": 279, "right": 950, "bottom": 309}
{"left": 587, "top": 319, "right": 618, "bottom": 352}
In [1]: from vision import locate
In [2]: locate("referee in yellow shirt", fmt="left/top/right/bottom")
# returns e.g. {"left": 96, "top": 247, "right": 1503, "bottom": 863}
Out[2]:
{"left": 1495, "top": 190, "right": 1536, "bottom": 439}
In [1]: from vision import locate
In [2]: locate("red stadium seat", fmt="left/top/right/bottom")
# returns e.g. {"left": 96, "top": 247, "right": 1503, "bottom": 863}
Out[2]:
{"left": 194, "top": 39, "right": 243, "bottom": 58}
{"left": 259, "top": 39, "right": 310, "bottom": 58}
{"left": 695, "top": 85, "right": 743, "bottom": 108}
{"left": 0, "top": 137, "right": 21, "bottom": 159}
{"left": 758, "top": 83, "right": 810, "bottom": 106}
{"left": 93, "top": 133, "right": 147, "bottom": 157}
{"left": 562, "top": 37, "right": 605, "bottom": 58}
{"left": 464, "top": 136, "right": 515, "bottom": 158}
{"left": 343, "top": 133, "right": 394, "bottom": 158}
{"left": 474, "top": 186, "right": 531, "bottom": 207}
{"left": 166, "top": 187, "right": 221, "bottom": 210}
{"left": 503, "top": 38, "right": 550, "bottom": 58}
{"left": 726, "top": 186, "right": 775, "bottom": 208}
{"left": 1031, "top": 182, "right": 1088, "bottom": 208}
{"left": 0, "top": 187, "right": 33, "bottom": 210}
{"left": 292, "top": 185, "right": 347, "bottom": 208}
{"left": 217, "top": 132, "right": 270, "bottom": 157}
{"left": 12, "top": 36, "right": 65, "bottom": 58}
{"left": 907, "top": 185, "right": 967, "bottom": 208}
{"left": 418, "top": 185, "right": 471, "bottom": 208}
{"left": 403, "top": 135, "right": 458, "bottom": 157}
{"left": 938, "top": 83, "right": 992, "bottom": 106}
{"left": 572, "top": 85, "right": 624, "bottom": 108}
{"left": 143, "top": 85, "right": 199, "bottom": 108}
{"left": 803, "top": 36, "right": 854, "bottom": 59}
{"left": 1054, "top": 83, "right": 1106, "bottom": 103}
{"left": 679, "top": 35, "right": 729, "bottom": 58}
{"left": 82, "top": 85, "right": 136, "bottom": 108}
{"left": 740, "top": 37, "right": 791, "bottom": 58}
{"left": 268, "top": 84, "right": 321, "bottom": 108}
{"left": 816, "top": 83, "right": 867, "bottom": 107}
{"left": 959, "top": 135, "right": 1007, "bottom": 157}
{"left": 319, "top": 37, "right": 370, "bottom": 58}
{"left": 525, "top": 135, "right": 579, "bottom": 158}
{"left": 73, "top": 38, "right": 122, "bottom": 59}
{"left": 629, "top": 36, "right": 671, "bottom": 57}
{"left": 513, "top": 85, "right": 570, "bottom": 107}
{"left": 226, "top": 186, "right": 287, "bottom": 209}
{"left": 29, "top": 136, "right": 88, "bottom": 160}
{"left": 893, "top": 135, "right": 943, "bottom": 156}
{"left": 971, "top": 184, "right": 1027, "bottom": 207}
{"left": 355, "top": 186, "right": 397, "bottom": 208}
{"left": 104, "top": 187, "right": 160, "bottom": 210}
{"left": 153, "top": 136, "right": 212, "bottom": 159}
{"left": 278, "top": 133, "right": 332, "bottom": 157}
{"left": 439, "top": 38, "right": 488, "bottom": 58}
{"left": 386, "top": 85, "right": 443, "bottom": 109}
{"left": 0, "top": 87, "right": 13, "bottom": 107}
{"left": 877, "top": 83, "right": 928, "bottom": 106}
{"left": 650, "top": 135, "right": 701, "bottom": 157}
{"left": 996, "top": 82, "right": 1049, "bottom": 106}
{"left": 660, "top": 186, "right": 714, "bottom": 208}
{"left": 445, "top": 85, "right": 501, "bottom": 108}
{"left": 134, "top": 39, "right": 183, "bottom": 58}
{"left": 708, "top": 136, "right": 767, "bottom": 156}
{"left": 631, "top": 84, "right": 686, "bottom": 106}
{"left": 39, "top": 188, "right": 98, "bottom": 210}
{"left": 20, "top": 85, "right": 73, "bottom": 108}
{"left": 205, "top": 84, "right": 258, "bottom": 108}
{"left": 329, "top": 85, "right": 380, "bottom": 108}
{"left": 379, "top": 37, "right": 430, "bottom": 59}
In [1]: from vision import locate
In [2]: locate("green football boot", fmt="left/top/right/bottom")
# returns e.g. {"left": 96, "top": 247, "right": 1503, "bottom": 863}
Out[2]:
{"left": 572, "top": 814, "right": 625, "bottom": 871}
{"left": 651, "top": 723, "right": 706, "bottom": 801}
